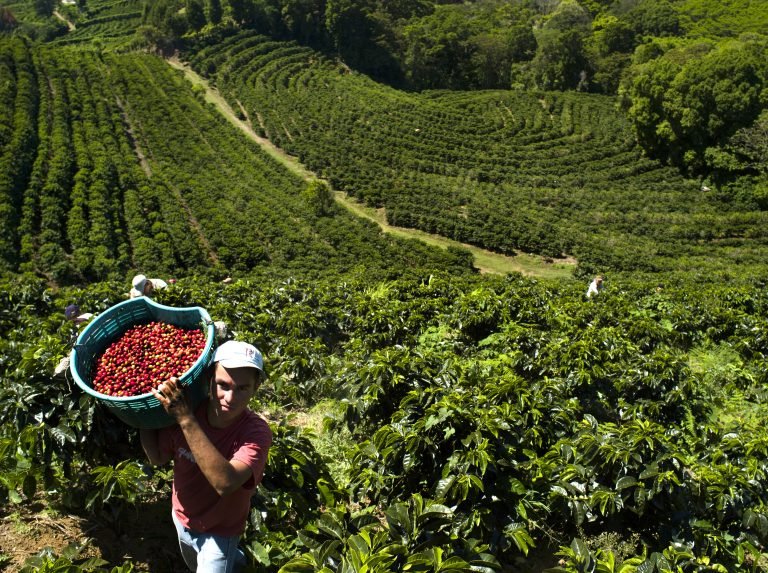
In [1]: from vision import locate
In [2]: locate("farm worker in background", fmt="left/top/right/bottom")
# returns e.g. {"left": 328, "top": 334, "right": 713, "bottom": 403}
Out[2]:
{"left": 586, "top": 275, "right": 604, "bottom": 298}
{"left": 140, "top": 340, "right": 272, "bottom": 573}
{"left": 129, "top": 274, "right": 169, "bottom": 298}
{"left": 64, "top": 303, "right": 94, "bottom": 325}
{"left": 54, "top": 304, "right": 96, "bottom": 376}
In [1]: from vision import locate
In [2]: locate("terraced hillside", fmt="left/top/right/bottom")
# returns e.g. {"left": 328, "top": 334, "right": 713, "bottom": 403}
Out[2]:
{"left": 187, "top": 32, "right": 768, "bottom": 281}
{"left": 2, "top": 5, "right": 768, "bottom": 572}
{"left": 50, "top": 0, "right": 142, "bottom": 47}
{"left": 0, "top": 37, "right": 473, "bottom": 283}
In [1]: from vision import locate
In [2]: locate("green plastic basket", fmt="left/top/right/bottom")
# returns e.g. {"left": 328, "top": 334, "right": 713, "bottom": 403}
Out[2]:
{"left": 70, "top": 296, "right": 216, "bottom": 429}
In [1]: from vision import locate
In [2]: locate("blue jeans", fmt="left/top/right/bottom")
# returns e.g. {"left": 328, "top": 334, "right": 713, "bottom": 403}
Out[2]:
{"left": 171, "top": 510, "right": 247, "bottom": 573}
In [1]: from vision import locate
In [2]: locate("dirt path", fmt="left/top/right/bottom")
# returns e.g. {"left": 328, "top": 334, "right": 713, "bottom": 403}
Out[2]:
{"left": 166, "top": 58, "right": 576, "bottom": 279}
{"left": 115, "top": 95, "right": 152, "bottom": 177}
{"left": 53, "top": 10, "right": 75, "bottom": 31}
{"left": 167, "top": 57, "right": 314, "bottom": 180}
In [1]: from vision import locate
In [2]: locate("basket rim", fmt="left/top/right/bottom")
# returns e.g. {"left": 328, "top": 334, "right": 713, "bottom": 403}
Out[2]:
{"left": 70, "top": 296, "right": 215, "bottom": 403}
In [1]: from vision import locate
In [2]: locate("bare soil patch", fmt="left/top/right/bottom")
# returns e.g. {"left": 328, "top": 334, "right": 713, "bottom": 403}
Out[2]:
{"left": 0, "top": 495, "right": 186, "bottom": 572}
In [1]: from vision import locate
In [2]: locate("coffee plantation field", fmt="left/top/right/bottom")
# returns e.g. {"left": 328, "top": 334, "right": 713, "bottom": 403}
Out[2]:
{"left": 2, "top": 1, "right": 768, "bottom": 571}
{"left": 2, "top": 272, "right": 768, "bottom": 571}
{"left": 185, "top": 32, "right": 768, "bottom": 283}
{"left": 0, "top": 37, "right": 474, "bottom": 284}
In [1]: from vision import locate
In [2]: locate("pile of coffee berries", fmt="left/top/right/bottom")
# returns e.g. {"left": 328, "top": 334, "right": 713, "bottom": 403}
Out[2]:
{"left": 92, "top": 322, "right": 206, "bottom": 397}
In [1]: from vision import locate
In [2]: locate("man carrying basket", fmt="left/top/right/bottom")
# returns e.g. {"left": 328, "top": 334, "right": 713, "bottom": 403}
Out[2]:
{"left": 140, "top": 340, "right": 272, "bottom": 572}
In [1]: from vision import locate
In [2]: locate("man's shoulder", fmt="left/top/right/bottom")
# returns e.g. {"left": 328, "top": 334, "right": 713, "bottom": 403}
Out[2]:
{"left": 241, "top": 410, "right": 273, "bottom": 443}
{"left": 242, "top": 409, "right": 270, "bottom": 426}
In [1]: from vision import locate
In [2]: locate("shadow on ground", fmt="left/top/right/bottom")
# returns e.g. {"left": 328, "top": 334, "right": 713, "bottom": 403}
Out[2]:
{"left": 83, "top": 493, "right": 187, "bottom": 572}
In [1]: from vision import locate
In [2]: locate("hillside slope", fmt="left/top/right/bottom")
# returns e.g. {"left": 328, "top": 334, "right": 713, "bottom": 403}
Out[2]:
{"left": 0, "top": 38, "right": 474, "bottom": 283}
{"left": 186, "top": 32, "right": 768, "bottom": 283}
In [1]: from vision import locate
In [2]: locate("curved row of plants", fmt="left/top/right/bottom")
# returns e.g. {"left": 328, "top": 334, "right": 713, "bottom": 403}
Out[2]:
{"left": 185, "top": 32, "right": 768, "bottom": 281}
{"left": 2, "top": 271, "right": 767, "bottom": 571}
{"left": 50, "top": 0, "right": 143, "bottom": 46}
{"left": 0, "top": 37, "right": 474, "bottom": 284}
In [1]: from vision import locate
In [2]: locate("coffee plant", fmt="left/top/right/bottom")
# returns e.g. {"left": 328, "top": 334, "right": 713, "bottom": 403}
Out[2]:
{"left": 2, "top": 5, "right": 768, "bottom": 571}
{"left": 2, "top": 272, "right": 768, "bottom": 571}
{"left": 185, "top": 33, "right": 768, "bottom": 280}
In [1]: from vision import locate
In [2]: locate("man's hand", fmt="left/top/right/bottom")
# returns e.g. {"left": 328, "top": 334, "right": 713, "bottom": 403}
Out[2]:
{"left": 152, "top": 376, "right": 254, "bottom": 496}
{"left": 151, "top": 377, "right": 193, "bottom": 422}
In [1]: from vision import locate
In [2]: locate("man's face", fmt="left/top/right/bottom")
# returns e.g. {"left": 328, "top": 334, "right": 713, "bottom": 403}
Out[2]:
{"left": 209, "top": 363, "right": 257, "bottom": 424}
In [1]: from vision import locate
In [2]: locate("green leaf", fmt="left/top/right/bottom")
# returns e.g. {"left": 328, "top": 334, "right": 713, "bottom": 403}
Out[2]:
{"left": 616, "top": 476, "right": 637, "bottom": 490}
{"left": 572, "top": 500, "right": 587, "bottom": 526}
{"left": 279, "top": 555, "right": 325, "bottom": 572}
{"left": 639, "top": 463, "right": 658, "bottom": 479}
{"left": 509, "top": 478, "right": 527, "bottom": 495}
{"left": 635, "top": 560, "right": 654, "bottom": 573}
{"left": 506, "top": 522, "right": 534, "bottom": 556}
{"left": 317, "top": 478, "right": 336, "bottom": 507}
{"left": 385, "top": 503, "right": 413, "bottom": 537}
{"left": 436, "top": 476, "right": 455, "bottom": 498}
{"left": 249, "top": 541, "right": 271, "bottom": 565}
{"left": 436, "top": 556, "right": 471, "bottom": 572}
{"left": 317, "top": 512, "right": 345, "bottom": 541}
{"left": 655, "top": 554, "right": 671, "bottom": 571}
{"left": 551, "top": 485, "right": 569, "bottom": 497}
{"left": 633, "top": 487, "right": 647, "bottom": 509}
{"left": 595, "top": 550, "right": 615, "bottom": 573}
{"left": 50, "top": 424, "right": 76, "bottom": 446}
{"left": 85, "top": 488, "right": 101, "bottom": 510}
{"left": 418, "top": 505, "right": 454, "bottom": 529}
{"left": 571, "top": 538, "right": 590, "bottom": 560}
{"left": 80, "top": 556, "right": 110, "bottom": 568}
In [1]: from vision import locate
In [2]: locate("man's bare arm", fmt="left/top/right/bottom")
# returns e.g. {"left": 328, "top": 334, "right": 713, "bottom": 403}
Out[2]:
{"left": 177, "top": 415, "right": 253, "bottom": 496}
{"left": 152, "top": 378, "right": 252, "bottom": 496}
{"left": 139, "top": 428, "right": 172, "bottom": 466}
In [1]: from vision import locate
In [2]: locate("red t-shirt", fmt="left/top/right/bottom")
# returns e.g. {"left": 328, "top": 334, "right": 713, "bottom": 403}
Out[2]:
{"left": 158, "top": 401, "right": 272, "bottom": 536}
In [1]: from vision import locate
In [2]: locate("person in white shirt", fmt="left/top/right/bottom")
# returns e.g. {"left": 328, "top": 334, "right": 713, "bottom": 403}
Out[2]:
{"left": 586, "top": 275, "right": 604, "bottom": 298}
{"left": 129, "top": 274, "right": 169, "bottom": 298}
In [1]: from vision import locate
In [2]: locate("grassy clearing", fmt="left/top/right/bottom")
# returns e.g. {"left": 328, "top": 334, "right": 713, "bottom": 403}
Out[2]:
{"left": 278, "top": 399, "right": 354, "bottom": 487}
{"left": 335, "top": 191, "right": 576, "bottom": 279}
{"left": 688, "top": 342, "right": 767, "bottom": 430}
{"left": 171, "top": 58, "right": 576, "bottom": 280}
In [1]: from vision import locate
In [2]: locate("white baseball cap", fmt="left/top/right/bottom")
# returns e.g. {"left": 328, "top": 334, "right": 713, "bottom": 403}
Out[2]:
{"left": 214, "top": 340, "right": 264, "bottom": 375}
{"left": 129, "top": 274, "right": 148, "bottom": 298}
{"left": 132, "top": 274, "right": 147, "bottom": 289}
